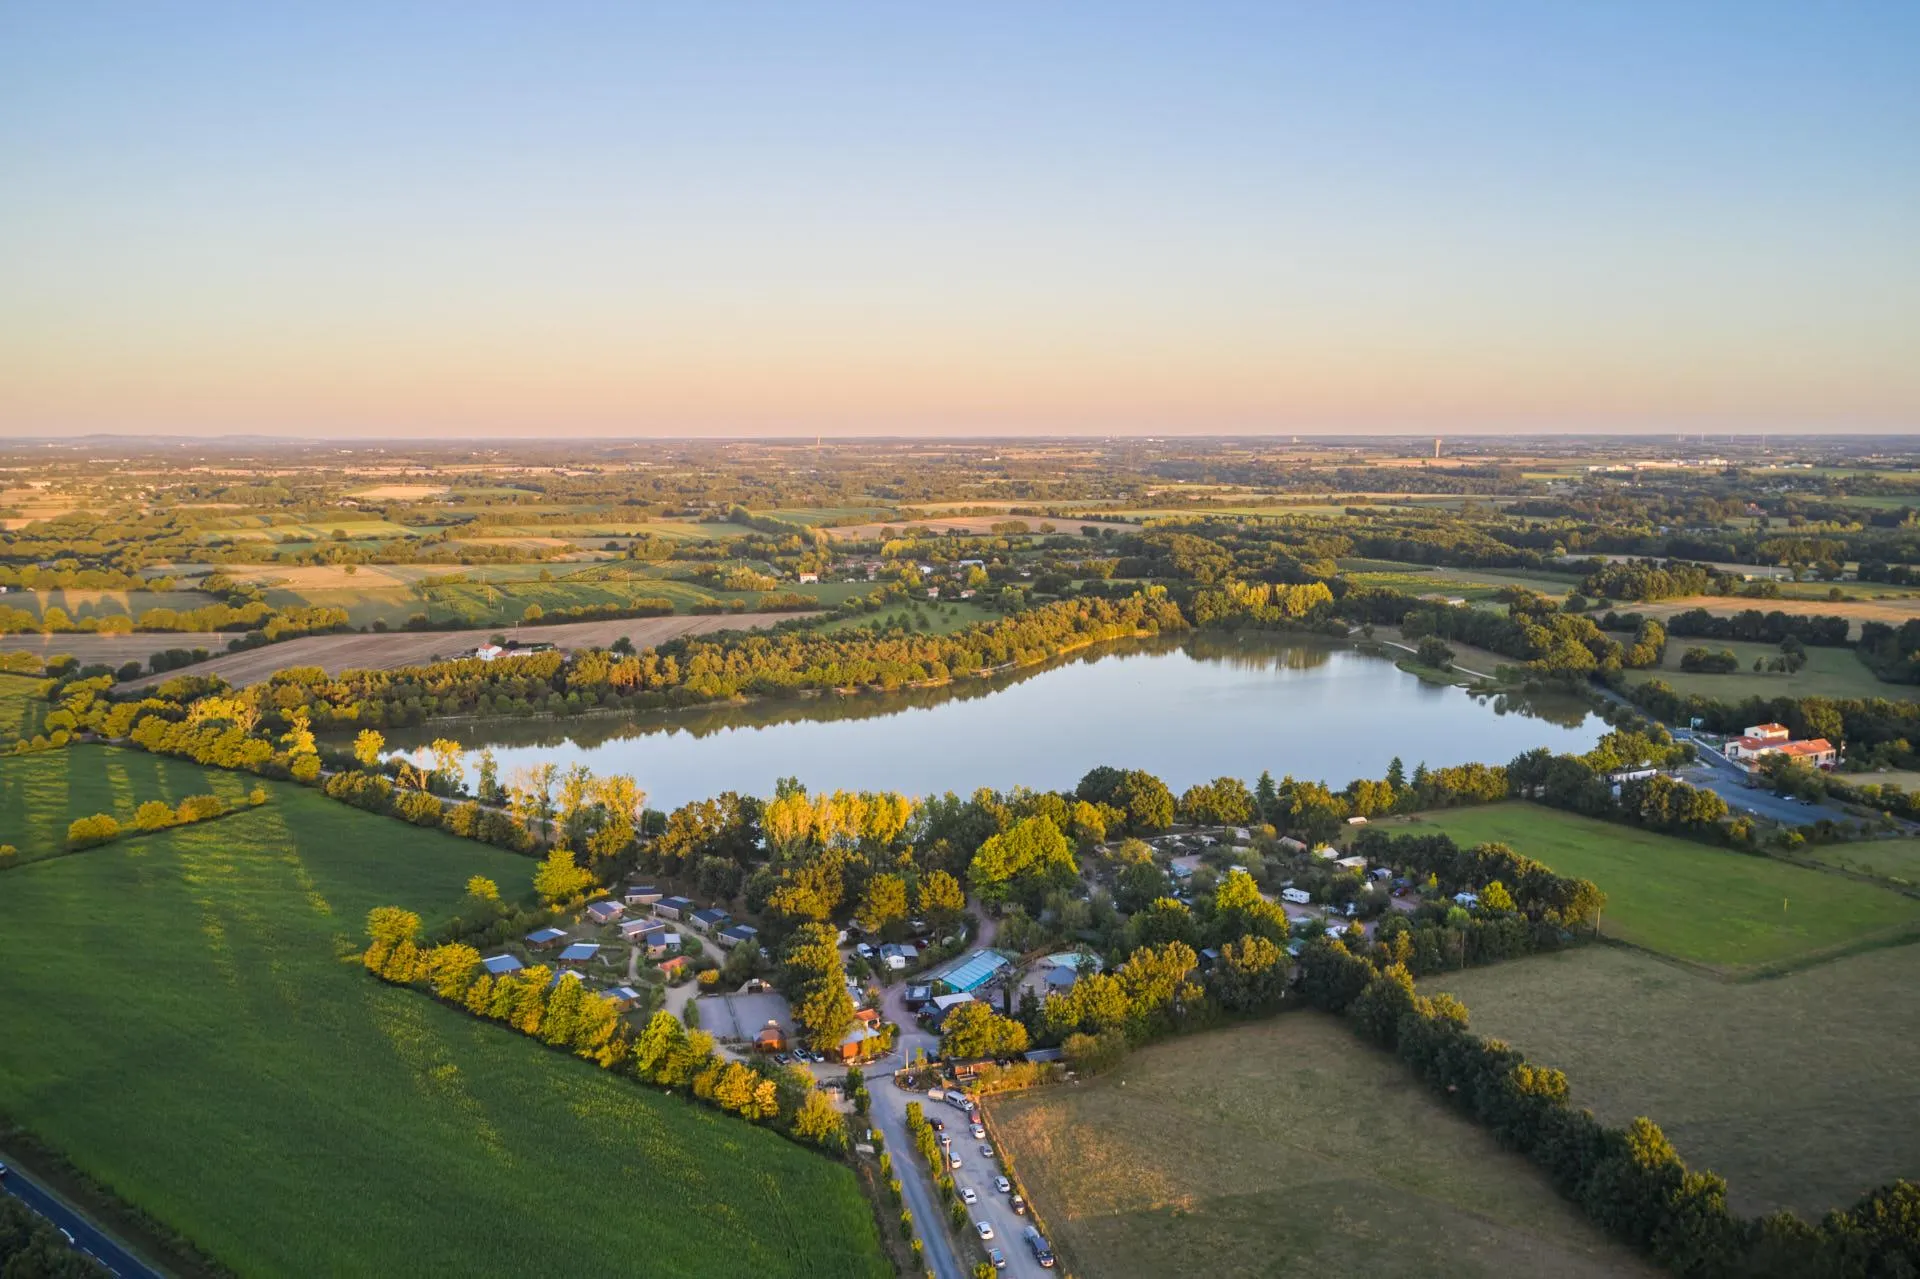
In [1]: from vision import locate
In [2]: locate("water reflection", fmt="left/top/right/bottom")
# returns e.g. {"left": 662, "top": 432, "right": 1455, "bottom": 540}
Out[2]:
{"left": 385, "top": 634, "right": 1602, "bottom": 806}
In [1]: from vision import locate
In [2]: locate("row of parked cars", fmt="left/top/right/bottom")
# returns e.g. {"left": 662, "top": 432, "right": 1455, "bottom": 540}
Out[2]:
{"left": 928, "top": 1092, "right": 1054, "bottom": 1269}
{"left": 771, "top": 1048, "right": 827, "bottom": 1066}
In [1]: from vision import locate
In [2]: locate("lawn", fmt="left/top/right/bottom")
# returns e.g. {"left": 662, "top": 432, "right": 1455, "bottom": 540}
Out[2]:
{"left": 0, "top": 746, "right": 887, "bottom": 1278}
{"left": 1432, "top": 944, "right": 1920, "bottom": 1218}
{"left": 0, "top": 746, "right": 257, "bottom": 862}
{"left": 0, "top": 673, "right": 47, "bottom": 746}
{"left": 1800, "top": 836, "right": 1920, "bottom": 885}
{"left": 986, "top": 1014, "right": 1650, "bottom": 1279}
{"left": 1621, "top": 638, "right": 1903, "bottom": 702}
{"left": 1391, "top": 803, "right": 1920, "bottom": 973}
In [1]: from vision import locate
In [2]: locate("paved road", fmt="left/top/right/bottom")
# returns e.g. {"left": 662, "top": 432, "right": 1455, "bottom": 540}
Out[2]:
{"left": 1673, "top": 742, "right": 1848, "bottom": 826}
{"left": 865, "top": 972, "right": 1052, "bottom": 1279}
{"left": 0, "top": 1163, "right": 162, "bottom": 1278}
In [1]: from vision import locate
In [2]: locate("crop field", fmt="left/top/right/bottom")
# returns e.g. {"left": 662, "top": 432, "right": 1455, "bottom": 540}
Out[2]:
{"left": 1389, "top": 803, "right": 1920, "bottom": 974}
{"left": 0, "top": 630, "right": 232, "bottom": 667}
{"left": 750, "top": 505, "right": 897, "bottom": 525}
{"left": 1345, "top": 563, "right": 1580, "bottom": 601}
{"left": 1632, "top": 594, "right": 1920, "bottom": 638}
{"left": 818, "top": 600, "right": 999, "bottom": 636}
{"left": 119, "top": 611, "right": 812, "bottom": 689}
{"left": 0, "top": 745, "right": 258, "bottom": 862}
{"left": 987, "top": 1014, "right": 1650, "bottom": 1279}
{"left": 0, "top": 673, "right": 48, "bottom": 745}
{"left": 1622, "top": 638, "right": 1900, "bottom": 702}
{"left": 1432, "top": 944, "right": 1920, "bottom": 1218}
{"left": 0, "top": 746, "right": 887, "bottom": 1277}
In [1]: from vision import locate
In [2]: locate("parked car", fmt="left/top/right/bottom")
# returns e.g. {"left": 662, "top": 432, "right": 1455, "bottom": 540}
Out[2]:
{"left": 928, "top": 1117, "right": 945, "bottom": 1132}
{"left": 995, "top": 1176, "right": 1011, "bottom": 1194}
{"left": 987, "top": 1247, "right": 1007, "bottom": 1270}
{"left": 949, "top": 1153, "right": 962, "bottom": 1168}
{"left": 970, "top": 1124, "right": 986, "bottom": 1139}
{"left": 1011, "top": 1194, "right": 1026, "bottom": 1215}
{"left": 976, "top": 1222, "right": 995, "bottom": 1241}
{"left": 961, "top": 1187, "right": 977, "bottom": 1204}
{"left": 979, "top": 1144, "right": 994, "bottom": 1158}
{"left": 1025, "top": 1225, "right": 1055, "bottom": 1267}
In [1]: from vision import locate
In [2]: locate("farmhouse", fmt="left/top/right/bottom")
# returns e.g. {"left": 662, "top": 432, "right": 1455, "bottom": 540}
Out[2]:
{"left": 689, "top": 907, "right": 731, "bottom": 932}
{"left": 716, "top": 923, "right": 760, "bottom": 949}
{"left": 654, "top": 896, "right": 695, "bottom": 921}
{"left": 481, "top": 954, "right": 523, "bottom": 976}
{"left": 584, "top": 901, "right": 624, "bottom": 925}
{"left": 525, "top": 927, "right": 568, "bottom": 950}
{"left": 1723, "top": 723, "right": 1839, "bottom": 773}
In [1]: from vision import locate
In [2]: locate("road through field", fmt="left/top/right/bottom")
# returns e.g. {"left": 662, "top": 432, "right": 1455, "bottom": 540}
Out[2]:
{"left": 0, "top": 1162, "right": 163, "bottom": 1279}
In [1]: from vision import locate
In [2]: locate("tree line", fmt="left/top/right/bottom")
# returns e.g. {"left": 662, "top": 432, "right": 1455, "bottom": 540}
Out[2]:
{"left": 1297, "top": 939, "right": 1920, "bottom": 1277}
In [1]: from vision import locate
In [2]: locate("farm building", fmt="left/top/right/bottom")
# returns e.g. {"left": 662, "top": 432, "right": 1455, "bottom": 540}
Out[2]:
{"left": 525, "top": 927, "right": 568, "bottom": 950}
{"left": 716, "top": 923, "right": 760, "bottom": 949}
{"left": 481, "top": 954, "right": 523, "bottom": 976}
{"left": 584, "top": 901, "right": 624, "bottom": 925}
{"left": 654, "top": 896, "right": 694, "bottom": 920}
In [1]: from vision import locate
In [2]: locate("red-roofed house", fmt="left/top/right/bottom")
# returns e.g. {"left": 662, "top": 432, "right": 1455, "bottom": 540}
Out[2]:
{"left": 1724, "top": 723, "right": 1837, "bottom": 773}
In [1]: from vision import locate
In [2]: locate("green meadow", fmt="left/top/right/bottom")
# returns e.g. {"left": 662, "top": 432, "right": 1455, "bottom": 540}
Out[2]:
{"left": 1394, "top": 802, "right": 1920, "bottom": 973}
{"left": 0, "top": 745, "right": 887, "bottom": 1278}
{"left": 0, "top": 673, "right": 48, "bottom": 747}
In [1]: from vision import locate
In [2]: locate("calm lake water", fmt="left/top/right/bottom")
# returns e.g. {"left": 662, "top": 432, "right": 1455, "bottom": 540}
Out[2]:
{"left": 393, "top": 634, "right": 1601, "bottom": 809}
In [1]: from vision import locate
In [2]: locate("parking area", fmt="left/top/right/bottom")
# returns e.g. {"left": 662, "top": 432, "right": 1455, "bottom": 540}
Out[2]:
{"left": 925, "top": 1092, "right": 1053, "bottom": 1277}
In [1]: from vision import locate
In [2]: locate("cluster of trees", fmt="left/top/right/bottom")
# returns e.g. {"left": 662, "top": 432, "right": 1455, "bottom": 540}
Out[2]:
{"left": 1579, "top": 558, "right": 1731, "bottom": 601}
{"left": 0, "top": 1193, "right": 107, "bottom": 1278}
{"left": 1680, "top": 647, "right": 1742, "bottom": 673}
{"left": 360, "top": 906, "right": 846, "bottom": 1151}
{"left": 1357, "top": 590, "right": 1667, "bottom": 678}
{"left": 64, "top": 788, "right": 266, "bottom": 850}
{"left": 779, "top": 922, "right": 857, "bottom": 1054}
{"left": 1189, "top": 579, "right": 1336, "bottom": 626}
{"left": 1300, "top": 942, "right": 1920, "bottom": 1276}
{"left": 1856, "top": 619, "right": 1920, "bottom": 684}
{"left": 1649, "top": 607, "right": 1850, "bottom": 647}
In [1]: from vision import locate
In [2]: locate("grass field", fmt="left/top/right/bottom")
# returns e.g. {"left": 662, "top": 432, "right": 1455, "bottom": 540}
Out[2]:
{"left": 1621, "top": 639, "right": 1903, "bottom": 702}
{"left": 1343, "top": 561, "right": 1582, "bottom": 600}
{"left": 0, "top": 745, "right": 886, "bottom": 1277}
{"left": 818, "top": 601, "right": 999, "bottom": 635}
{"left": 0, "top": 673, "right": 48, "bottom": 746}
{"left": 1432, "top": 944, "right": 1920, "bottom": 1218}
{"left": 1800, "top": 836, "right": 1920, "bottom": 885}
{"left": 1632, "top": 594, "right": 1920, "bottom": 639}
{"left": 1390, "top": 803, "right": 1920, "bottom": 973}
{"left": 987, "top": 1014, "right": 1650, "bottom": 1279}
{"left": 0, "top": 747, "right": 258, "bottom": 862}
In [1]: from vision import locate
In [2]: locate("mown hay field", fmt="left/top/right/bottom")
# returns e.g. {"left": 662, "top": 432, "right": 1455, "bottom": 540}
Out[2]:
{"left": 0, "top": 745, "right": 257, "bottom": 862}
{"left": 0, "top": 745, "right": 887, "bottom": 1278}
{"left": 1432, "top": 944, "right": 1920, "bottom": 1218}
{"left": 987, "top": 1014, "right": 1651, "bottom": 1279}
{"left": 1632, "top": 594, "right": 1920, "bottom": 639}
{"left": 1392, "top": 803, "right": 1920, "bottom": 974}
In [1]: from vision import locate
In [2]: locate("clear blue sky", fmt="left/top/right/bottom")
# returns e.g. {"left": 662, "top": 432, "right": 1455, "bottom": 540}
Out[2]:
{"left": 2, "top": 2, "right": 1915, "bottom": 436}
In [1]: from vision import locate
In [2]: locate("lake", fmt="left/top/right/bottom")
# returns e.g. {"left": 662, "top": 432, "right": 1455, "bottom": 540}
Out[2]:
{"left": 392, "top": 634, "right": 1603, "bottom": 809}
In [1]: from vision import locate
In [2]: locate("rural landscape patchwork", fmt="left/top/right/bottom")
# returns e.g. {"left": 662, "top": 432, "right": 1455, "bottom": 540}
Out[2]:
{"left": 6, "top": 4, "right": 1918, "bottom": 1276}
{"left": 3, "top": 435, "right": 1920, "bottom": 1278}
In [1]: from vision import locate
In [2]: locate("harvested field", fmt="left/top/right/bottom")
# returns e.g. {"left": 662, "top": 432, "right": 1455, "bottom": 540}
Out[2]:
{"left": 346, "top": 483, "right": 447, "bottom": 499}
{"left": 121, "top": 611, "right": 811, "bottom": 688}
{"left": 825, "top": 515, "right": 1133, "bottom": 539}
{"left": 987, "top": 1013, "right": 1651, "bottom": 1279}
{"left": 1432, "top": 944, "right": 1920, "bottom": 1218}
{"left": 0, "top": 631, "right": 230, "bottom": 666}
{"left": 1632, "top": 594, "right": 1920, "bottom": 638}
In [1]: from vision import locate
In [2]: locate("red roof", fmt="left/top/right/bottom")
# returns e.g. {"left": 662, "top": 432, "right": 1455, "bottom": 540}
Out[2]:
{"left": 1781, "top": 739, "right": 1835, "bottom": 756}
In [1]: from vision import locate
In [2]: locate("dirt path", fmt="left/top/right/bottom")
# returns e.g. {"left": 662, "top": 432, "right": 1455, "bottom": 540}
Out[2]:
{"left": 114, "top": 611, "right": 811, "bottom": 689}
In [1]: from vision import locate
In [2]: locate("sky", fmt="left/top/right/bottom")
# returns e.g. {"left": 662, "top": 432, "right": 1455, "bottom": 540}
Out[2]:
{"left": 1, "top": 2, "right": 1917, "bottom": 439}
